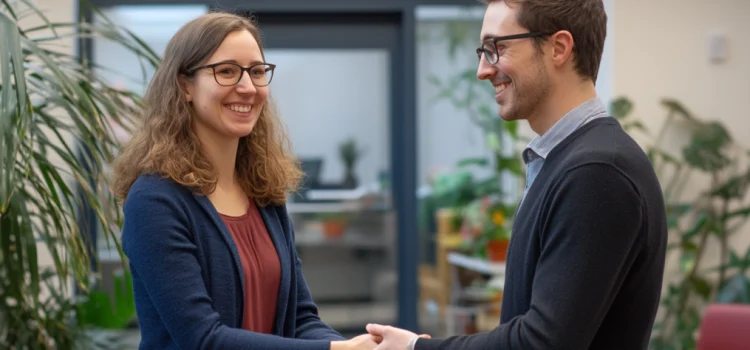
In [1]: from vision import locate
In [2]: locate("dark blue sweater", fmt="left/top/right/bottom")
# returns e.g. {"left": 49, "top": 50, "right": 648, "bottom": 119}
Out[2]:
{"left": 121, "top": 174, "right": 345, "bottom": 349}
{"left": 417, "top": 118, "right": 668, "bottom": 349}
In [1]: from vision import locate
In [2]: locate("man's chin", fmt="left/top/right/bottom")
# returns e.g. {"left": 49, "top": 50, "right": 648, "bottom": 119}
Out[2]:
{"left": 498, "top": 107, "right": 519, "bottom": 121}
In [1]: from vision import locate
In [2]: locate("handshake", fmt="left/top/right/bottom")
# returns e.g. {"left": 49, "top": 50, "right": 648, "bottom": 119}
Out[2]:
{"left": 330, "top": 323, "right": 432, "bottom": 350}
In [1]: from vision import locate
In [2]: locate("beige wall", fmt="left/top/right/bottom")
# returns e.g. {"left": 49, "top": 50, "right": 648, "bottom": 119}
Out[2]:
{"left": 613, "top": 0, "right": 750, "bottom": 279}
{"left": 614, "top": 0, "right": 749, "bottom": 145}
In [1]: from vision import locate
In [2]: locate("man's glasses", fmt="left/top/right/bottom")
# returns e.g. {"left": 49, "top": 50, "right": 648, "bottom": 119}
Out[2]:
{"left": 186, "top": 62, "right": 276, "bottom": 87}
{"left": 476, "top": 32, "right": 551, "bottom": 65}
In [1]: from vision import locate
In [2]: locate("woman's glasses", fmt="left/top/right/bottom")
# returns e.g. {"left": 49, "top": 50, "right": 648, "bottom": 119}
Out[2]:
{"left": 186, "top": 62, "right": 276, "bottom": 87}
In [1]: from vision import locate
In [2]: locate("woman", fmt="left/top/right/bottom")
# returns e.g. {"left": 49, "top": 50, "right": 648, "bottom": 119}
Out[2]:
{"left": 111, "top": 11, "right": 376, "bottom": 350}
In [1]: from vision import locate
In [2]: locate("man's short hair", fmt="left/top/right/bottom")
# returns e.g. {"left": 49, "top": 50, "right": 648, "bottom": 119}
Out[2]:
{"left": 481, "top": 0, "right": 607, "bottom": 82}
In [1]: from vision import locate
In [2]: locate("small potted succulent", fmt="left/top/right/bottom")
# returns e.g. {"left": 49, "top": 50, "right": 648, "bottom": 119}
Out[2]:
{"left": 338, "top": 138, "right": 365, "bottom": 189}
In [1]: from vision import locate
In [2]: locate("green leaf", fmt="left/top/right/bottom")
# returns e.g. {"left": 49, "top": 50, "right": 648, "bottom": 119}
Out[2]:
{"left": 716, "top": 274, "right": 750, "bottom": 303}
{"left": 457, "top": 157, "right": 489, "bottom": 168}
{"left": 666, "top": 203, "right": 692, "bottom": 229}
{"left": 689, "top": 276, "right": 712, "bottom": 300}
{"left": 610, "top": 96, "right": 633, "bottom": 119}
{"left": 723, "top": 205, "right": 750, "bottom": 220}
{"left": 661, "top": 98, "right": 696, "bottom": 121}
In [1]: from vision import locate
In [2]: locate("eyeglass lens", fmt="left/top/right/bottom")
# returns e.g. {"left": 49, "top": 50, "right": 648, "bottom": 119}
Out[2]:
{"left": 479, "top": 42, "right": 499, "bottom": 64}
{"left": 213, "top": 63, "right": 274, "bottom": 86}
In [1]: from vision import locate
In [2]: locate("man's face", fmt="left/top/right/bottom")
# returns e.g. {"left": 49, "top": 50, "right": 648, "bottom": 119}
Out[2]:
{"left": 477, "top": 1, "right": 550, "bottom": 122}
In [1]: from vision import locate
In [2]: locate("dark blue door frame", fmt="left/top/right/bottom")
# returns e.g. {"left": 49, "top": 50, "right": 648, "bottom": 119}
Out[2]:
{"left": 78, "top": 0, "right": 479, "bottom": 333}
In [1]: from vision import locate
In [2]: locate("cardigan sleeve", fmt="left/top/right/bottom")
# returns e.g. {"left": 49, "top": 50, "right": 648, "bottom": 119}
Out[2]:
{"left": 121, "top": 184, "right": 333, "bottom": 350}
{"left": 415, "top": 163, "right": 644, "bottom": 350}
{"left": 277, "top": 205, "right": 346, "bottom": 341}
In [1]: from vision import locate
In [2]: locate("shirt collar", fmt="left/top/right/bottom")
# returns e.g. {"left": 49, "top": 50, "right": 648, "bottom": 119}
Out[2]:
{"left": 522, "top": 97, "right": 608, "bottom": 164}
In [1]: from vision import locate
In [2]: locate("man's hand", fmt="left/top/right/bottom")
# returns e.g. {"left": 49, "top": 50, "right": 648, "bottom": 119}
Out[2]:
{"left": 366, "top": 323, "right": 430, "bottom": 350}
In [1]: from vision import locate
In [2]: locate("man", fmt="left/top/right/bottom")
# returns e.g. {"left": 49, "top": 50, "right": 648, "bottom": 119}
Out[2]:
{"left": 367, "top": 0, "right": 668, "bottom": 349}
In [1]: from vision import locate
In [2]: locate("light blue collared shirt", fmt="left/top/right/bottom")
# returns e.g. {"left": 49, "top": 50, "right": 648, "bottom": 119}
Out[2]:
{"left": 520, "top": 97, "right": 609, "bottom": 205}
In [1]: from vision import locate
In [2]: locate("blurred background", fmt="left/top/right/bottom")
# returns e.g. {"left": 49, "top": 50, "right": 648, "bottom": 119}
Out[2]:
{"left": 2, "top": 0, "right": 749, "bottom": 349}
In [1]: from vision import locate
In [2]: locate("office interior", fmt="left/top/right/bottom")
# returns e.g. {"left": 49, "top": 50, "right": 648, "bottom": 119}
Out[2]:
{"left": 4, "top": 0, "right": 749, "bottom": 348}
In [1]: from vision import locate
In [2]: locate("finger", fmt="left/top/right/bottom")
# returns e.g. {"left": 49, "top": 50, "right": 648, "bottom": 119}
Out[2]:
{"left": 371, "top": 335, "right": 384, "bottom": 343}
{"left": 366, "top": 323, "right": 387, "bottom": 336}
{"left": 418, "top": 334, "right": 431, "bottom": 339}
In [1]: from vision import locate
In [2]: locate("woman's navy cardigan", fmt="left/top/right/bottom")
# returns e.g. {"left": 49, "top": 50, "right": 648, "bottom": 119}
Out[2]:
{"left": 121, "top": 174, "right": 345, "bottom": 349}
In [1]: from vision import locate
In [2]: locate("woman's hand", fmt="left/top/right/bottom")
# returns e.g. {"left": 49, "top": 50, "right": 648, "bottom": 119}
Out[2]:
{"left": 330, "top": 334, "right": 381, "bottom": 350}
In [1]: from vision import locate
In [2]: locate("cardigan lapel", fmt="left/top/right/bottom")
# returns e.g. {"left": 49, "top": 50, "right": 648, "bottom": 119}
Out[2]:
{"left": 193, "top": 194, "right": 246, "bottom": 318}
{"left": 257, "top": 205, "right": 292, "bottom": 336}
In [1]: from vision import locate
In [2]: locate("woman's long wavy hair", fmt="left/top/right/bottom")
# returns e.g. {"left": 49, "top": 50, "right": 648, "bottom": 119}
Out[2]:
{"left": 111, "top": 11, "right": 302, "bottom": 206}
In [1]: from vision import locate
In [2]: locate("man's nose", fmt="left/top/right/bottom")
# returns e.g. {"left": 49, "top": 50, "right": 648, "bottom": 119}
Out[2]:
{"left": 476, "top": 56, "right": 495, "bottom": 81}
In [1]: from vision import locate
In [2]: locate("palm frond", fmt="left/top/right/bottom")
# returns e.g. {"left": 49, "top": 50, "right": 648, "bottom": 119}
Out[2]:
{"left": 0, "top": 0, "right": 158, "bottom": 346}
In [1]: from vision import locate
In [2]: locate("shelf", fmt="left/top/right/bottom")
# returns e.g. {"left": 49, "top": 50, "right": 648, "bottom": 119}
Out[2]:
{"left": 295, "top": 230, "right": 387, "bottom": 249}
{"left": 287, "top": 201, "right": 365, "bottom": 213}
{"left": 447, "top": 252, "right": 506, "bottom": 276}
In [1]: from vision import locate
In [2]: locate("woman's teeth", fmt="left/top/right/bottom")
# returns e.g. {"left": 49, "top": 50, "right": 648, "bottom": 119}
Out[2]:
{"left": 229, "top": 105, "right": 251, "bottom": 113}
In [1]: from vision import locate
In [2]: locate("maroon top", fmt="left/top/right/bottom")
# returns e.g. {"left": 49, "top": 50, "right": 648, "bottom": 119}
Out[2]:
{"left": 220, "top": 204, "right": 281, "bottom": 333}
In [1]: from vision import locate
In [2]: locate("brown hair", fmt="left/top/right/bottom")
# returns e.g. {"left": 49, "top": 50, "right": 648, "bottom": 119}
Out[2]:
{"left": 481, "top": 0, "right": 607, "bottom": 82}
{"left": 111, "top": 11, "right": 302, "bottom": 206}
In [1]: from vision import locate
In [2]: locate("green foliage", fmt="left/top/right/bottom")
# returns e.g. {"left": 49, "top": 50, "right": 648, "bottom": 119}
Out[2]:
{"left": 420, "top": 19, "right": 524, "bottom": 257}
{"left": 338, "top": 137, "right": 364, "bottom": 170}
{"left": 614, "top": 96, "right": 750, "bottom": 350}
{"left": 77, "top": 269, "right": 136, "bottom": 330}
{"left": 0, "top": 0, "right": 158, "bottom": 347}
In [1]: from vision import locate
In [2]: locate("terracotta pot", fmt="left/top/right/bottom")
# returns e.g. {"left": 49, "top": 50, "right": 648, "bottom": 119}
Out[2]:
{"left": 322, "top": 220, "right": 346, "bottom": 238}
{"left": 486, "top": 239, "right": 509, "bottom": 262}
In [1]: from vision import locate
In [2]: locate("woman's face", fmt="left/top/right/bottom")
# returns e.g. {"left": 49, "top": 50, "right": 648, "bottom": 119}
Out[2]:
{"left": 182, "top": 29, "right": 270, "bottom": 142}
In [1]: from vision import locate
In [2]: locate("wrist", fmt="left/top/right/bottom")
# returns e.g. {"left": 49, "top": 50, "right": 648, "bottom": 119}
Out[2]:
{"left": 407, "top": 335, "right": 419, "bottom": 350}
{"left": 330, "top": 340, "right": 349, "bottom": 350}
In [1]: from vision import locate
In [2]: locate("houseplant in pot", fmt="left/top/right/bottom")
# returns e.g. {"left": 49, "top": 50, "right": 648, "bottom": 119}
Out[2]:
{"left": 461, "top": 196, "right": 512, "bottom": 262}
{"left": 338, "top": 138, "right": 364, "bottom": 189}
{"left": 318, "top": 212, "right": 349, "bottom": 239}
{"left": 0, "top": 0, "right": 158, "bottom": 347}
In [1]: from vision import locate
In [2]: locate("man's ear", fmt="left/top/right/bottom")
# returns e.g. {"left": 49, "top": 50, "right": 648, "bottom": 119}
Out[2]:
{"left": 178, "top": 74, "right": 194, "bottom": 102}
{"left": 550, "top": 30, "right": 575, "bottom": 69}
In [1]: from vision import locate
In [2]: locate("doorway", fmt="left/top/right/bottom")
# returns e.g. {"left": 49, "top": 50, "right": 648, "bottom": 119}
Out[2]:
{"left": 248, "top": 11, "right": 405, "bottom": 336}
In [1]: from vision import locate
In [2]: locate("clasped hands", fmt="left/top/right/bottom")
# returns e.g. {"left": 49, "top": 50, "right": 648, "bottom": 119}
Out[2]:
{"left": 332, "top": 323, "right": 431, "bottom": 350}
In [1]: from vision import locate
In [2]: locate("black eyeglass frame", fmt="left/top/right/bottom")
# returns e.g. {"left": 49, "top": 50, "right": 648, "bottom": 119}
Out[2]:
{"left": 185, "top": 62, "right": 277, "bottom": 87}
{"left": 476, "top": 32, "right": 552, "bottom": 64}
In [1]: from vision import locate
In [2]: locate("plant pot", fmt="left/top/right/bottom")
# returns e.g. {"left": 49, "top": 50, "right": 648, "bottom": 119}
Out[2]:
{"left": 322, "top": 220, "right": 346, "bottom": 238}
{"left": 342, "top": 169, "right": 358, "bottom": 189}
{"left": 486, "top": 239, "right": 509, "bottom": 262}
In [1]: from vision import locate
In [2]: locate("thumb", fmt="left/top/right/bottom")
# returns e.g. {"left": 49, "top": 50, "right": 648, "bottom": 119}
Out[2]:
{"left": 366, "top": 323, "right": 388, "bottom": 336}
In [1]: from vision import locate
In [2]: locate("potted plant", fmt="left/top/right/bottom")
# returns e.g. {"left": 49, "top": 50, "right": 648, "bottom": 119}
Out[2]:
{"left": 338, "top": 138, "right": 365, "bottom": 189}
{"left": 0, "top": 1, "right": 158, "bottom": 347}
{"left": 461, "top": 196, "right": 512, "bottom": 262}
{"left": 318, "top": 212, "right": 349, "bottom": 239}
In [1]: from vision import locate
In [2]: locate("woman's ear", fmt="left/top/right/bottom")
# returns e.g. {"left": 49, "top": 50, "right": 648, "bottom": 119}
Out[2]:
{"left": 178, "top": 74, "right": 194, "bottom": 102}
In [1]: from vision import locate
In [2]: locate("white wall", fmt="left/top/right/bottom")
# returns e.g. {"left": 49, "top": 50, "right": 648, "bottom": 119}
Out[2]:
{"left": 416, "top": 18, "right": 490, "bottom": 184}
{"left": 614, "top": 0, "right": 750, "bottom": 260}
{"left": 266, "top": 49, "right": 391, "bottom": 187}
